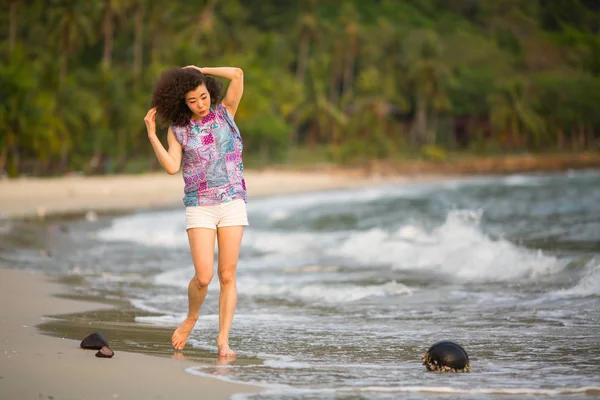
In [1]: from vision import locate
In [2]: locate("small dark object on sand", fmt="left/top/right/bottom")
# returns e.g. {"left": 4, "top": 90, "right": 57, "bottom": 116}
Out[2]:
{"left": 80, "top": 332, "right": 109, "bottom": 350}
{"left": 95, "top": 346, "right": 114, "bottom": 358}
{"left": 422, "top": 340, "right": 471, "bottom": 372}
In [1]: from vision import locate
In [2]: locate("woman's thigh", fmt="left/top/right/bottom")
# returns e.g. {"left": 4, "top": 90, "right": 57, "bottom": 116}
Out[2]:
{"left": 216, "top": 226, "right": 245, "bottom": 278}
{"left": 187, "top": 228, "right": 217, "bottom": 281}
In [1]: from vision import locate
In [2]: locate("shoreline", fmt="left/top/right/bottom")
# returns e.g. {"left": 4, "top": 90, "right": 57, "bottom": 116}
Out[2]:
{"left": 0, "top": 169, "right": 421, "bottom": 220}
{"left": 0, "top": 267, "right": 262, "bottom": 400}
{"left": 1, "top": 152, "right": 598, "bottom": 221}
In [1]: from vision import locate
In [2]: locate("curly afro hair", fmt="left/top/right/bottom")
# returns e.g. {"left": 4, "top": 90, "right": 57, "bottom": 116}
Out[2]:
{"left": 151, "top": 67, "right": 224, "bottom": 127}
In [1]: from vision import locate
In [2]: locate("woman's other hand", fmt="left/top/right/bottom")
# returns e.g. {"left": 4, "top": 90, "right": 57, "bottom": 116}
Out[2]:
{"left": 183, "top": 65, "right": 202, "bottom": 72}
{"left": 144, "top": 107, "right": 157, "bottom": 137}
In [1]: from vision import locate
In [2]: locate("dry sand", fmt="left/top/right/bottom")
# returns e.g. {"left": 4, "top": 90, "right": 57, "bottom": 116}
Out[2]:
{"left": 0, "top": 169, "right": 410, "bottom": 220}
{"left": 0, "top": 267, "right": 261, "bottom": 400}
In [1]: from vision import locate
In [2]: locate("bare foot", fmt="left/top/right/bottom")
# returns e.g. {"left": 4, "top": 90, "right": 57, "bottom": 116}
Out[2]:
{"left": 171, "top": 317, "right": 198, "bottom": 350}
{"left": 217, "top": 340, "right": 237, "bottom": 358}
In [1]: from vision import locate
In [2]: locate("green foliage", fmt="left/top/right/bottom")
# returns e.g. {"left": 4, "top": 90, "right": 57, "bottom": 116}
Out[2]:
{"left": 421, "top": 144, "right": 447, "bottom": 161}
{"left": 1, "top": 0, "right": 600, "bottom": 176}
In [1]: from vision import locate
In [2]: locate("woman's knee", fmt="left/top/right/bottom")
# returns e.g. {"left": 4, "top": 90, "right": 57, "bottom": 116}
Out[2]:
{"left": 193, "top": 273, "right": 213, "bottom": 288}
{"left": 218, "top": 267, "right": 236, "bottom": 286}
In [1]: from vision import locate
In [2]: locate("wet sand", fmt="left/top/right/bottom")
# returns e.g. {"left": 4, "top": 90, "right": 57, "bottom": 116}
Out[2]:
{"left": 0, "top": 267, "right": 261, "bottom": 400}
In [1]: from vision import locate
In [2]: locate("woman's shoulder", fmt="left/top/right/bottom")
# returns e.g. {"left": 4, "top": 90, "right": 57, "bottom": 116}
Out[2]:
{"left": 215, "top": 102, "right": 236, "bottom": 120}
{"left": 214, "top": 102, "right": 227, "bottom": 115}
{"left": 171, "top": 123, "right": 190, "bottom": 134}
{"left": 170, "top": 123, "right": 192, "bottom": 146}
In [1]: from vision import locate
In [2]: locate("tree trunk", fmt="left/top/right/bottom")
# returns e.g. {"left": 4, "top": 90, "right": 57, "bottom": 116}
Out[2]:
{"left": 342, "top": 37, "right": 355, "bottom": 100}
{"left": 9, "top": 0, "right": 18, "bottom": 55}
{"left": 579, "top": 124, "right": 585, "bottom": 149}
{"left": 429, "top": 109, "right": 438, "bottom": 145}
{"left": 8, "top": 134, "right": 20, "bottom": 178}
{"left": 133, "top": 4, "right": 144, "bottom": 86}
{"left": 199, "top": 0, "right": 217, "bottom": 34}
{"left": 510, "top": 117, "right": 519, "bottom": 150}
{"left": 289, "top": 35, "right": 310, "bottom": 147}
{"left": 414, "top": 93, "right": 427, "bottom": 146}
{"left": 260, "top": 139, "right": 268, "bottom": 168}
{"left": 59, "top": 141, "right": 69, "bottom": 173}
{"left": 586, "top": 125, "right": 593, "bottom": 150}
{"left": 296, "top": 35, "right": 309, "bottom": 84}
{"left": 0, "top": 138, "right": 7, "bottom": 175}
{"left": 59, "top": 55, "right": 67, "bottom": 85}
{"left": 557, "top": 127, "right": 564, "bottom": 150}
{"left": 102, "top": 0, "right": 113, "bottom": 70}
{"left": 329, "top": 43, "right": 342, "bottom": 106}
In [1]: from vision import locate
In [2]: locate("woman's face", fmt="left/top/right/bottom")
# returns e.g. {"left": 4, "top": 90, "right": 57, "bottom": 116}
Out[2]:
{"left": 185, "top": 84, "right": 211, "bottom": 118}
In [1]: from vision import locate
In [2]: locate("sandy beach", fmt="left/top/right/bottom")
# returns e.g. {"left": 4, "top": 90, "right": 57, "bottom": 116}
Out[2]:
{"left": 0, "top": 268, "right": 261, "bottom": 400}
{"left": 0, "top": 169, "right": 408, "bottom": 220}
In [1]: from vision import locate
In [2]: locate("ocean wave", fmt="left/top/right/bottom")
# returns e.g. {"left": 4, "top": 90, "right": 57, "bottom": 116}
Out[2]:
{"left": 334, "top": 209, "right": 563, "bottom": 282}
{"left": 96, "top": 209, "right": 187, "bottom": 247}
{"left": 553, "top": 258, "right": 599, "bottom": 298}
{"left": 239, "top": 280, "right": 413, "bottom": 304}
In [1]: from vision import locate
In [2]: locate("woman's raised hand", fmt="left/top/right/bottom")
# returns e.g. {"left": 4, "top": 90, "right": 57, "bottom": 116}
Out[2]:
{"left": 183, "top": 65, "right": 202, "bottom": 72}
{"left": 144, "top": 107, "right": 157, "bottom": 137}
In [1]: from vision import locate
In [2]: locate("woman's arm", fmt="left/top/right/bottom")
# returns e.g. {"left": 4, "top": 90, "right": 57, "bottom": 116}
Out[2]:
{"left": 186, "top": 66, "right": 244, "bottom": 117}
{"left": 145, "top": 108, "right": 182, "bottom": 175}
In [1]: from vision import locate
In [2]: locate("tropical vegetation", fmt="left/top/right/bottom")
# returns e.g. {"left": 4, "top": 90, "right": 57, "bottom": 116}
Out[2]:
{"left": 1, "top": 0, "right": 600, "bottom": 177}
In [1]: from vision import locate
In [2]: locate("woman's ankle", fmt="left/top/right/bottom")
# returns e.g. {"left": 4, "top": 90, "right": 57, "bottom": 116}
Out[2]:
{"left": 216, "top": 335, "right": 229, "bottom": 346}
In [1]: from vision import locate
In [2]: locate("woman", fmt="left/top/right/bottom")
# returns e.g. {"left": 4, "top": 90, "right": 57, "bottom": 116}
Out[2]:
{"left": 144, "top": 65, "right": 247, "bottom": 358}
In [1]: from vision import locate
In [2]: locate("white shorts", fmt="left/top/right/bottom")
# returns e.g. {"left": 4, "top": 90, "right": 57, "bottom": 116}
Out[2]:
{"left": 185, "top": 199, "right": 249, "bottom": 230}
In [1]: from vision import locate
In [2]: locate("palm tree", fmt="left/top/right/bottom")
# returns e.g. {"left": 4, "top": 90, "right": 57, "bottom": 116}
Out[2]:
{"left": 47, "top": 0, "right": 95, "bottom": 84}
{"left": 488, "top": 78, "right": 546, "bottom": 149}
{"left": 0, "top": 50, "right": 62, "bottom": 176}
{"left": 7, "top": 0, "right": 20, "bottom": 55}
{"left": 404, "top": 29, "right": 451, "bottom": 146}
{"left": 101, "top": 0, "right": 130, "bottom": 70}
{"left": 338, "top": 2, "right": 361, "bottom": 102}
{"left": 132, "top": 0, "right": 147, "bottom": 86}
{"left": 289, "top": 0, "right": 319, "bottom": 146}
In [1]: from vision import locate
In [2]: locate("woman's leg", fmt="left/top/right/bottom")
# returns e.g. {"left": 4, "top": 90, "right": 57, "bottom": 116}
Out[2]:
{"left": 215, "top": 225, "right": 244, "bottom": 357}
{"left": 172, "top": 227, "right": 216, "bottom": 350}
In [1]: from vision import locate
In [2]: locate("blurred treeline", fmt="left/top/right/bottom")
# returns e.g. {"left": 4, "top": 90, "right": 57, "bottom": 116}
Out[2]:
{"left": 2, "top": 0, "right": 600, "bottom": 177}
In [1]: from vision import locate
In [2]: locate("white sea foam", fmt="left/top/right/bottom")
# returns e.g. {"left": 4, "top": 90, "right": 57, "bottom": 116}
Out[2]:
{"left": 136, "top": 311, "right": 314, "bottom": 326}
{"left": 243, "top": 230, "right": 330, "bottom": 255}
{"left": 240, "top": 280, "right": 413, "bottom": 304}
{"left": 142, "top": 266, "right": 413, "bottom": 309}
{"left": 152, "top": 267, "right": 194, "bottom": 288}
{"left": 501, "top": 174, "right": 547, "bottom": 186}
{"left": 263, "top": 358, "right": 313, "bottom": 369}
{"left": 98, "top": 272, "right": 146, "bottom": 282}
{"left": 130, "top": 299, "right": 169, "bottom": 314}
{"left": 553, "top": 259, "right": 600, "bottom": 298}
{"left": 340, "top": 385, "right": 600, "bottom": 396}
{"left": 0, "top": 214, "right": 13, "bottom": 235}
{"left": 229, "top": 385, "right": 600, "bottom": 400}
{"left": 225, "top": 381, "right": 600, "bottom": 400}
{"left": 334, "top": 210, "right": 562, "bottom": 282}
{"left": 96, "top": 209, "right": 187, "bottom": 247}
